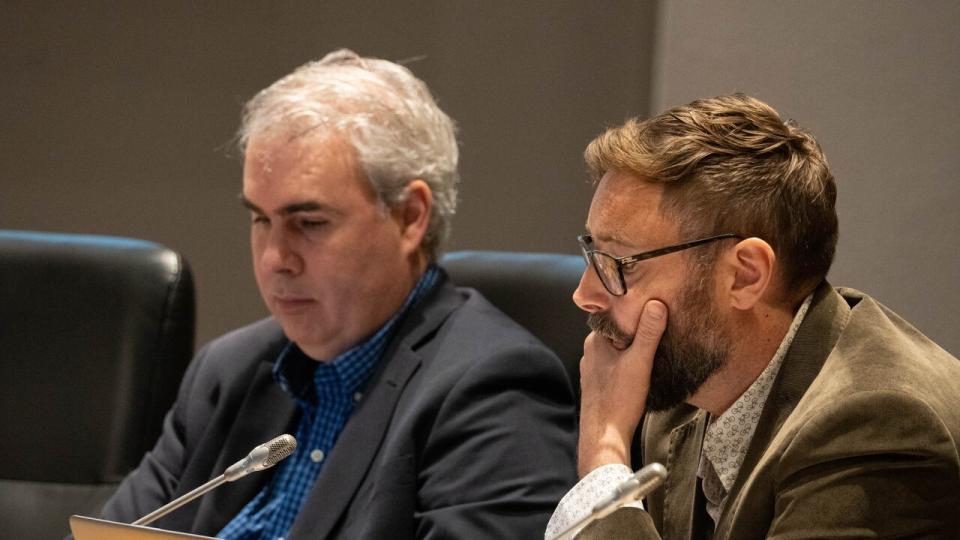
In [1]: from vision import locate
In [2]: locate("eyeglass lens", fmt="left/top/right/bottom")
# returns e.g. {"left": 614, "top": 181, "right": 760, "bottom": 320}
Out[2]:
{"left": 579, "top": 236, "right": 624, "bottom": 296}
{"left": 591, "top": 252, "right": 624, "bottom": 295}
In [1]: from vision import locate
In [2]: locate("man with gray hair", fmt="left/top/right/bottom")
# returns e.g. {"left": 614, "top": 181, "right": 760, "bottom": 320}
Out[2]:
{"left": 94, "top": 49, "right": 577, "bottom": 539}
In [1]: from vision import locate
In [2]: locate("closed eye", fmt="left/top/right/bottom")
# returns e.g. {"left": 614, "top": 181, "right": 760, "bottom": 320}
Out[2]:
{"left": 622, "top": 260, "right": 642, "bottom": 274}
{"left": 299, "top": 219, "right": 328, "bottom": 230}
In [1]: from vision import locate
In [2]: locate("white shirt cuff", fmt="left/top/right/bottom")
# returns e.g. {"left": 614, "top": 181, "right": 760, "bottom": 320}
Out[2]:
{"left": 544, "top": 463, "right": 640, "bottom": 539}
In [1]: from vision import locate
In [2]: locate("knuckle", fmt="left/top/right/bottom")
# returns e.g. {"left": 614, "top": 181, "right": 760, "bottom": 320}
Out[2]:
{"left": 636, "top": 321, "right": 663, "bottom": 342}
{"left": 635, "top": 305, "right": 667, "bottom": 343}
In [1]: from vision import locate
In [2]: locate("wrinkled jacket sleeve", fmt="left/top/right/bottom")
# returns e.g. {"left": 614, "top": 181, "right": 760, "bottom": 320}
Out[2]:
{"left": 765, "top": 390, "right": 960, "bottom": 538}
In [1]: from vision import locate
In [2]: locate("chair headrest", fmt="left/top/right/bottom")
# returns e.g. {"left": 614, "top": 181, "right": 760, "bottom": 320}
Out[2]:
{"left": 441, "top": 250, "right": 586, "bottom": 384}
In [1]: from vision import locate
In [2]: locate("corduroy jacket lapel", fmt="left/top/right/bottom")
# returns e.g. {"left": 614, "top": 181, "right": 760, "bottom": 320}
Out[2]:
{"left": 642, "top": 282, "right": 852, "bottom": 540}
{"left": 659, "top": 410, "right": 708, "bottom": 539}
{"left": 714, "top": 282, "right": 851, "bottom": 538}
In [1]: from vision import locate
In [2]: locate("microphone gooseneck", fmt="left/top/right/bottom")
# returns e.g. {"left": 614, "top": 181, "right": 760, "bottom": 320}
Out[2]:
{"left": 132, "top": 434, "right": 297, "bottom": 527}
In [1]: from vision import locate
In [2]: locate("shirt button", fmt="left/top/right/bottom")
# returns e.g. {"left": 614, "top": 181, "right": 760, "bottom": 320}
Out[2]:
{"left": 310, "top": 449, "right": 325, "bottom": 463}
{"left": 353, "top": 391, "right": 363, "bottom": 402}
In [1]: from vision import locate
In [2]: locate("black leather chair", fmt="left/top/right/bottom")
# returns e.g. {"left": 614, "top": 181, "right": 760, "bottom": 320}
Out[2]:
{"left": 0, "top": 231, "right": 195, "bottom": 539}
{"left": 440, "top": 250, "right": 587, "bottom": 387}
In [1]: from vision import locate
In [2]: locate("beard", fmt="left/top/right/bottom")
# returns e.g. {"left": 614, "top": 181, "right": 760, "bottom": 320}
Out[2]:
{"left": 587, "top": 272, "right": 732, "bottom": 412}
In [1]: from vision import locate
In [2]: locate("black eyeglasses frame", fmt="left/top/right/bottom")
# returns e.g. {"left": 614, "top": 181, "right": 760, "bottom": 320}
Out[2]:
{"left": 577, "top": 232, "right": 743, "bottom": 296}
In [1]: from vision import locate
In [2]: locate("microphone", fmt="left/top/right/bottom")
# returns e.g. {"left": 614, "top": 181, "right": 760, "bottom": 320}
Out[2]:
{"left": 224, "top": 433, "right": 297, "bottom": 481}
{"left": 132, "top": 434, "right": 297, "bottom": 527}
{"left": 549, "top": 462, "right": 667, "bottom": 540}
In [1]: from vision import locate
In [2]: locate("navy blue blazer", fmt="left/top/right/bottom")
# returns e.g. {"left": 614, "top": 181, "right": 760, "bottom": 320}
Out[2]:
{"left": 96, "top": 275, "right": 578, "bottom": 538}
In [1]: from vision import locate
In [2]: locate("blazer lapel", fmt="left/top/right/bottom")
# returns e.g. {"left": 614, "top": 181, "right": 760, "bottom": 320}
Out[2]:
{"left": 286, "top": 278, "right": 463, "bottom": 540}
{"left": 286, "top": 347, "right": 422, "bottom": 539}
{"left": 192, "top": 360, "right": 299, "bottom": 533}
{"left": 715, "top": 282, "right": 851, "bottom": 537}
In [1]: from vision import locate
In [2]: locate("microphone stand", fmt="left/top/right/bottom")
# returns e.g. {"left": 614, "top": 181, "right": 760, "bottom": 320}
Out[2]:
{"left": 130, "top": 433, "right": 296, "bottom": 527}
{"left": 132, "top": 475, "right": 227, "bottom": 526}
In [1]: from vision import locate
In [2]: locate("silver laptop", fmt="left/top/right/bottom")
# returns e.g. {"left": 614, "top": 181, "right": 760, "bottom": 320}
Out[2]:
{"left": 70, "top": 515, "right": 218, "bottom": 539}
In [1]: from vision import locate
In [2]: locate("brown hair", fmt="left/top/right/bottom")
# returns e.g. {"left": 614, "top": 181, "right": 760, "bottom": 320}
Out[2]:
{"left": 585, "top": 93, "right": 838, "bottom": 294}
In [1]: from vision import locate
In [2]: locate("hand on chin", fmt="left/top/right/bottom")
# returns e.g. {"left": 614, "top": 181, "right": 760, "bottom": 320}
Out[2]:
{"left": 576, "top": 300, "right": 668, "bottom": 476}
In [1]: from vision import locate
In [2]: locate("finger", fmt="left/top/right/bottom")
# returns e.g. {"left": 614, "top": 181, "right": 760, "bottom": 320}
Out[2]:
{"left": 630, "top": 299, "right": 667, "bottom": 354}
{"left": 584, "top": 329, "right": 616, "bottom": 353}
{"left": 580, "top": 331, "right": 597, "bottom": 369}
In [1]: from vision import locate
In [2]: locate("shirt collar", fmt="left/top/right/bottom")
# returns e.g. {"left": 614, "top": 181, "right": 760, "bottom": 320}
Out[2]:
{"left": 273, "top": 265, "right": 441, "bottom": 406}
{"left": 700, "top": 293, "right": 814, "bottom": 492}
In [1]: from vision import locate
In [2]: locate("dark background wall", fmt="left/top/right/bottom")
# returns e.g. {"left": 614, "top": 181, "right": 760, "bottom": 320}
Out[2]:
{"left": 651, "top": 0, "right": 960, "bottom": 356}
{"left": 2, "top": 1, "right": 957, "bottom": 355}
{"left": 1, "top": 1, "right": 656, "bottom": 346}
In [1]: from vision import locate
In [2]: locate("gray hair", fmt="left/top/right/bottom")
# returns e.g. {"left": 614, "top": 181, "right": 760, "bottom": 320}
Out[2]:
{"left": 238, "top": 49, "right": 459, "bottom": 260}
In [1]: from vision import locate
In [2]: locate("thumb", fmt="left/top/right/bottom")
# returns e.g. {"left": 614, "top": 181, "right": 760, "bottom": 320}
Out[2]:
{"left": 632, "top": 300, "right": 667, "bottom": 353}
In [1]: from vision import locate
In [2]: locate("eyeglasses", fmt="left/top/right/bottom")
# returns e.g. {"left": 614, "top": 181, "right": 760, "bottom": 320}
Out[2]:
{"left": 577, "top": 233, "right": 742, "bottom": 296}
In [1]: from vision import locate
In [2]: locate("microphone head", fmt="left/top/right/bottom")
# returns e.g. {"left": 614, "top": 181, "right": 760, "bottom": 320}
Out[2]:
{"left": 261, "top": 434, "right": 297, "bottom": 469}
{"left": 224, "top": 434, "right": 298, "bottom": 482}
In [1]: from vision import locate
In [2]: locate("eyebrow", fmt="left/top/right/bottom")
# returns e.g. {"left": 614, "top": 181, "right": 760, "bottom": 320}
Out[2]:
{"left": 585, "top": 227, "right": 638, "bottom": 249}
{"left": 239, "top": 194, "right": 334, "bottom": 216}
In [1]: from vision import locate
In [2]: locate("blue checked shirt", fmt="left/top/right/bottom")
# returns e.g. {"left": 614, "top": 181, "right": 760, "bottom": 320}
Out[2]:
{"left": 218, "top": 266, "right": 440, "bottom": 540}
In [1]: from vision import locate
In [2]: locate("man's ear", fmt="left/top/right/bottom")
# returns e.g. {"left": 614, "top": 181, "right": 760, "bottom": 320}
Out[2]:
{"left": 721, "top": 237, "right": 775, "bottom": 310}
{"left": 394, "top": 179, "right": 433, "bottom": 254}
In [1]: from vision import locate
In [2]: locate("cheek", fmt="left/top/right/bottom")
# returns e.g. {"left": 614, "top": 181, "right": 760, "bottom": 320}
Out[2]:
{"left": 249, "top": 233, "right": 264, "bottom": 260}
{"left": 603, "top": 298, "right": 645, "bottom": 337}
{"left": 357, "top": 219, "right": 405, "bottom": 259}
{"left": 617, "top": 283, "right": 683, "bottom": 332}
{"left": 249, "top": 235, "right": 265, "bottom": 273}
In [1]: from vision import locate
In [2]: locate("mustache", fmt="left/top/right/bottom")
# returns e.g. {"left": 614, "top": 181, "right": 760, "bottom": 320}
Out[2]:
{"left": 587, "top": 312, "right": 634, "bottom": 347}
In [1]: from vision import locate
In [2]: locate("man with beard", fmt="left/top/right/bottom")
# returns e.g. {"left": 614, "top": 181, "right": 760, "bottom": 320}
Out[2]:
{"left": 545, "top": 94, "right": 960, "bottom": 539}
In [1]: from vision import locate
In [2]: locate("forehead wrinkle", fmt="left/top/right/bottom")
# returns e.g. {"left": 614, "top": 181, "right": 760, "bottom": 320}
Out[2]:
{"left": 247, "top": 130, "right": 356, "bottom": 175}
{"left": 246, "top": 132, "right": 367, "bottom": 189}
{"left": 588, "top": 178, "right": 677, "bottom": 252}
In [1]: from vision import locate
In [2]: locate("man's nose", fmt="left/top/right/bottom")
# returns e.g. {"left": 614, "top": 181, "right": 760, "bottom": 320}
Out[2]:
{"left": 260, "top": 229, "right": 303, "bottom": 275}
{"left": 572, "top": 266, "right": 610, "bottom": 314}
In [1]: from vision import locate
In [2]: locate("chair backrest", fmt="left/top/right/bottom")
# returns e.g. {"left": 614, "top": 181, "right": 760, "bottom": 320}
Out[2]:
{"left": 440, "top": 250, "right": 586, "bottom": 386}
{"left": 0, "top": 231, "right": 195, "bottom": 539}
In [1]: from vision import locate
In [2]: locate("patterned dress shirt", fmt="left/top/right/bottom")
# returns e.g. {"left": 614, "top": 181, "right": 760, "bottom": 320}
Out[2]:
{"left": 218, "top": 266, "right": 439, "bottom": 540}
{"left": 545, "top": 295, "right": 813, "bottom": 538}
